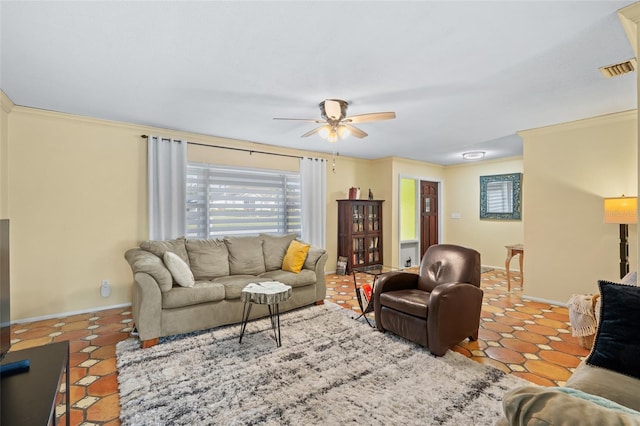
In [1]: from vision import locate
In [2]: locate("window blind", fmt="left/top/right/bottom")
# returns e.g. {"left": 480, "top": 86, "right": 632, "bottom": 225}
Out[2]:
{"left": 186, "top": 163, "right": 301, "bottom": 238}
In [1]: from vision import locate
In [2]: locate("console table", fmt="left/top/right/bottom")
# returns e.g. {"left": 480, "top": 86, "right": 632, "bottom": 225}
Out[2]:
{"left": 1, "top": 341, "right": 70, "bottom": 425}
{"left": 505, "top": 244, "right": 524, "bottom": 291}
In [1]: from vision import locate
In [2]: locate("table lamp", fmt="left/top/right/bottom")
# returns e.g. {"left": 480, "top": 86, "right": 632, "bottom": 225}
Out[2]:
{"left": 604, "top": 196, "right": 638, "bottom": 278}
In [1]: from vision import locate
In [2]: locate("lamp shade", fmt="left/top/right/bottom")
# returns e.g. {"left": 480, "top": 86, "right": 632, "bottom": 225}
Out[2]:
{"left": 604, "top": 196, "right": 638, "bottom": 224}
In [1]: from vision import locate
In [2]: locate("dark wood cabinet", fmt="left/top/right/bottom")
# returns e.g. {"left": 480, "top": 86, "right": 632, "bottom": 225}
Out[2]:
{"left": 337, "top": 200, "right": 384, "bottom": 273}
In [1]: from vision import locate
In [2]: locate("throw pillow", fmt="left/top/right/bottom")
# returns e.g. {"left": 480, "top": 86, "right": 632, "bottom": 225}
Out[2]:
{"left": 282, "top": 240, "right": 310, "bottom": 273}
{"left": 586, "top": 280, "right": 640, "bottom": 379}
{"left": 163, "top": 251, "right": 195, "bottom": 288}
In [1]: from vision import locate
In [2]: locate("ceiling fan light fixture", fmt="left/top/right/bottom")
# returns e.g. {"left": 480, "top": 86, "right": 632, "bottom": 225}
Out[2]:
{"left": 462, "top": 151, "right": 485, "bottom": 160}
{"left": 327, "top": 128, "right": 338, "bottom": 143}
{"left": 318, "top": 126, "right": 331, "bottom": 139}
{"left": 338, "top": 125, "right": 351, "bottom": 139}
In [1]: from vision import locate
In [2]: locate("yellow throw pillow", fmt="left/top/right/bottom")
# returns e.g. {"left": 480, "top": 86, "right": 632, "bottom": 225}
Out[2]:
{"left": 282, "top": 240, "right": 310, "bottom": 273}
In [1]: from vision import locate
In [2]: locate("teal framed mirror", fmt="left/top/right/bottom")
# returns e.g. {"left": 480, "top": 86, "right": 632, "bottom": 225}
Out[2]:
{"left": 480, "top": 173, "right": 522, "bottom": 220}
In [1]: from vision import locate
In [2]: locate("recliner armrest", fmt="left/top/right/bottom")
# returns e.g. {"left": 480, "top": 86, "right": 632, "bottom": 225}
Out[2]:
{"left": 375, "top": 271, "right": 419, "bottom": 295}
{"left": 427, "top": 282, "right": 484, "bottom": 356}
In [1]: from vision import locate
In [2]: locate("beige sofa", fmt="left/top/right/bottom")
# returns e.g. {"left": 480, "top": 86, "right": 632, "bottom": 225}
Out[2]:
{"left": 124, "top": 234, "right": 327, "bottom": 347}
{"left": 499, "top": 274, "right": 640, "bottom": 425}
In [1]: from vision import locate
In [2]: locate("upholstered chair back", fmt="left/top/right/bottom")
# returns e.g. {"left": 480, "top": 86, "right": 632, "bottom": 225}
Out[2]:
{"left": 417, "top": 244, "right": 481, "bottom": 292}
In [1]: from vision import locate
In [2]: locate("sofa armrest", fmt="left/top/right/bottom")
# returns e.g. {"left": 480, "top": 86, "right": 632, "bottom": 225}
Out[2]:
{"left": 310, "top": 251, "right": 328, "bottom": 302}
{"left": 125, "top": 248, "right": 173, "bottom": 292}
{"left": 131, "top": 272, "right": 163, "bottom": 342}
{"left": 502, "top": 385, "right": 640, "bottom": 425}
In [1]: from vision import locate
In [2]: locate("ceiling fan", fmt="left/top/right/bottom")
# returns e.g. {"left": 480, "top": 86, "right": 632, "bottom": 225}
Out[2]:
{"left": 274, "top": 99, "right": 396, "bottom": 143}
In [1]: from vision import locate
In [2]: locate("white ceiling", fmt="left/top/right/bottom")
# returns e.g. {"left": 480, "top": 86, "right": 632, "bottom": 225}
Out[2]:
{"left": 1, "top": 1, "right": 637, "bottom": 165}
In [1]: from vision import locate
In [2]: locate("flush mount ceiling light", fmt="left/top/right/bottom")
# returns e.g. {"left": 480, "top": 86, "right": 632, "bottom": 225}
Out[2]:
{"left": 462, "top": 151, "right": 485, "bottom": 160}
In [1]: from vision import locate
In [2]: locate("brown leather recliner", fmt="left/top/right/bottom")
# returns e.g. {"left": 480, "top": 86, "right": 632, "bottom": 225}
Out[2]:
{"left": 374, "top": 244, "right": 482, "bottom": 356}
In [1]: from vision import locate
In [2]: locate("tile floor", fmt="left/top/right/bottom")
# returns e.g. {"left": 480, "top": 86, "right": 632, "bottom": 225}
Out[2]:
{"left": 6, "top": 268, "right": 589, "bottom": 425}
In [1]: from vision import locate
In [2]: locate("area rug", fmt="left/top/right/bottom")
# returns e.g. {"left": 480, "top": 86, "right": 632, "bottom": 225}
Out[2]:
{"left": 116, "top": 303, "right": 528, "bottom": 425}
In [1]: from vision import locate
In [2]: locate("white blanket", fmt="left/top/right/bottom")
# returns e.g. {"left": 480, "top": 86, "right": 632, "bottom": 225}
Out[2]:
{"left": 568, "top": 294, "right": 597, "bottom": 337}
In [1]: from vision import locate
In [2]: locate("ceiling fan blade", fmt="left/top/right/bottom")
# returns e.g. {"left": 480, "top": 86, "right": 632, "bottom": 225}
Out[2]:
{"left": 344, "top": 112, "right": 396, "bottom": 124}
{"left": 301, "top": 126, "right": 328, "bottom": 138}
{"left": 273, "top": 117, "right": 325, "bottom": 123}
{"left": 344, "top": 124, "right": 367, "bottom": 138}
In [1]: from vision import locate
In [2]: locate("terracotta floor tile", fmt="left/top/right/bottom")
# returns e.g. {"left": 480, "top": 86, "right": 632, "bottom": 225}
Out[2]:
{"left": 10, "top": 336, "right": 52, "bottom": 350}
{"left": 499, "top": 338, "right": 540, "bottom": 354}
{"left": 484, "top": 347, "right": 527, "bottom": 364}
{"left": 60, "top": 320, "right": 92, "bottom": 332}
{"left": 482, "top": 322, "right": 514, "bottom": 333}
{"left": 89, "top": 358, "right": 117, "bottom": 376}
{"left": 538, "top": 350, "right": 583, "bottom": 368}
{"left": 549, "top": 340, "right": 590, "bottom": 356}
{"left": 69, "top": 384, "right": 88, "bottom": 405}
{"left": 86, "top": 393, "right": 120, "bottom": 423}
{"left": 523, "top": 323, "right": 559, "bottom": 336}
{"left": 88, "top": 373, "right": 119, "bottom": 397}
{"left": 512, "top": 330, "right": 550, "bottom": 345}
{"left": 524, "top": 359, "right": 573, "bottom": 381}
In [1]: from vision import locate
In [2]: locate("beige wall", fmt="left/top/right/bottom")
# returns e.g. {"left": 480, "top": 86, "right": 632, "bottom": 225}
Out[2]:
{"left": 0, "top": 92, "right": 11, "bottom": 217}
{"left": 520, "top": 110, "right": 637, "bottom": 304}
{"left": 2, "top": 101, "right": 378, "bottom": 320}
{"left": 443, "top": 158, "right": 524, "bottom": 268}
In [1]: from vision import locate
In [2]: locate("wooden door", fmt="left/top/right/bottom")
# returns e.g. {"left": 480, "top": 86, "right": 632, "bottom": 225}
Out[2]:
{"left": 420, "top": 181, "right": 439, "bottom": 259}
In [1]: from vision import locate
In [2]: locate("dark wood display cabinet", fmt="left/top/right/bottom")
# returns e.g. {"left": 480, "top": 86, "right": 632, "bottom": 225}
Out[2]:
{"left": 337, "top": 199, "right": 384, "bottom": 273}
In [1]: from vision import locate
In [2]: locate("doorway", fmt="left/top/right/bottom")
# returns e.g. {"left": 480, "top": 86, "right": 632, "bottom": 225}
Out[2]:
{"left": 420, "top": 180, "right": 439, "bottom": 259}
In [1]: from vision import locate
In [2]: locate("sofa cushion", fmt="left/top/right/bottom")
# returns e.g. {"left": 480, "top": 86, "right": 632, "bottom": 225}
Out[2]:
{"left": 224, "top": 236, "right": 266, "bottom": 275}
{"left": 502, "top": 385, "right": 640, "bottom": 426}
{"left": 161, "top": 281, "right": 226, "bottom": 309}
{"left": 163, "top": 252, "right": 195, "bottom": 288}
{"left": 259, "top": 269, "right": 317, "bottom": 288}
{"left": 261, "top": 233, "right": 298, "bottom": 271}
{"left": 212, "top": 275, "right": 262, "bottom": 300}
{"left": 125, "top": 248, "right": 173, "bottom": 292}
{"left": 140, "top": 237, "right": 189, "bottom": 265}
{"left": 282, "top": 240, "right": 310, "bottom": 273}
{"left": 587, "top": 280, "right": 640, "bottom": 380}
{"left": 186, "top": 238, "right": 230, "bottom": 279}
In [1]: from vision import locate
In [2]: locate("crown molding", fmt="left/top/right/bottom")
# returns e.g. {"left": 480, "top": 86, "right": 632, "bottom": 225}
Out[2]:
{"left": 618, "top": 2, "right": 640, "bottom": 57}
{"left": 0, "top": 91, "right": 15, "bottom": 114}
{"left": 518, "top": 109, "right": 637, "bottom": 138}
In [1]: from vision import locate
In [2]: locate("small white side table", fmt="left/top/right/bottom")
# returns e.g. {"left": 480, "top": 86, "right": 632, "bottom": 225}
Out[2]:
{"left": 239, "top": 281, "right": 292, "bottom": 347}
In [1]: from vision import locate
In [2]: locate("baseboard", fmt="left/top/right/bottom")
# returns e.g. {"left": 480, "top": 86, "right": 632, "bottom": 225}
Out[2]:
{"left": 521, "top": 295, "right": 567, "bottom": 308}
{"left": 11, "top": 302, "right": 133, "bottom": 325}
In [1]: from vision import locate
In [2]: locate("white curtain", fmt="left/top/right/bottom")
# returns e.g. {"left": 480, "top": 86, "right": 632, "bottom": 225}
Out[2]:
{"left": 148, "top": 136, "right": 187, "bottom": 240}
{"left": 300, "top": 158, "right": 327, "bottom": 248}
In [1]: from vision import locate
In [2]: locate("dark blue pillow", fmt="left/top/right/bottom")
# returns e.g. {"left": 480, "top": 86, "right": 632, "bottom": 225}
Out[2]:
{"left": 586, "top": 280, "right": 640, "bottom": 379}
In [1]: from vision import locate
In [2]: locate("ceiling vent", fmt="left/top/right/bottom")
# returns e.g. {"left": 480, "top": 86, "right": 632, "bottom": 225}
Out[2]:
{"left": 599, "top": 58, "right": 637, "bottom": 78}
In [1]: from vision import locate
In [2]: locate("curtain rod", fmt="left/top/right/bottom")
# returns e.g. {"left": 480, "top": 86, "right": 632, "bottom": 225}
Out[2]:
{"left": 141, "top": 134, "right": 303, "bottom": 160}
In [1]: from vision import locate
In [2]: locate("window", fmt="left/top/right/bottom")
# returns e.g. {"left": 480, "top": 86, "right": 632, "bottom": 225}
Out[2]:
{"left": 186, "top": 163, "right": 301, "bottom": 238}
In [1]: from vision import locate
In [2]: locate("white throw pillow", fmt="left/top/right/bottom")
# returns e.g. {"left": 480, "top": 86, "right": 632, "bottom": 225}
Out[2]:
{"left": 163, "top": 251, "right": 195, "bottom": 288}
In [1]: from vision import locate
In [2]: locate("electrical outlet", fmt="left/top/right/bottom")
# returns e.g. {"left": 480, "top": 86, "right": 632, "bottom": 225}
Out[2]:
{"left": 101, "top": 280, "right": 111, "bottom": 298}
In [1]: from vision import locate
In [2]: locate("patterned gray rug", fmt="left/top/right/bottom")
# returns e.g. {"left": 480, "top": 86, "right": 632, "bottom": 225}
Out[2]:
{"left": 116, "top": 302, "right": 528, "bottom": 425}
